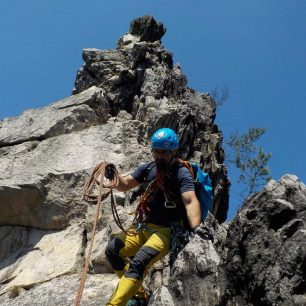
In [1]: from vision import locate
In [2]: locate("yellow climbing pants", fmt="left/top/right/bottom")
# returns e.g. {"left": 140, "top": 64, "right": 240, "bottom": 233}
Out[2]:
{"left": 105, "top": 223, "right": 172, "bottom": 306}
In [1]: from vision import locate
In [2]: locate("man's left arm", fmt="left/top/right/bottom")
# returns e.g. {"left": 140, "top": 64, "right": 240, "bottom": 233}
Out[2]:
{"left": 182, "top": 190, "right": 214, "bottom": 241}
{"left": 181, "top": 191, "right": 201, "bottom": 229}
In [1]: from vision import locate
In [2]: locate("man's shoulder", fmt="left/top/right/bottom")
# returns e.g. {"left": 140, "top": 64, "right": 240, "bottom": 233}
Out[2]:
{"left": 176, "top": 163, "right": 193, "bottom": 180}
{"left": 137, "top": 161, "right": 155, "bottom": 171}
{"left": 133, "top": 162, "right": 148, "bottom": 174}
{"left": 132, "top": 161, "right": 155, "bottom": 182}
{"left": 173, "top": 162, "right": 195, "bottom": 192}
{"left": 177, "top": 163, "right": 191, "bottom": 174}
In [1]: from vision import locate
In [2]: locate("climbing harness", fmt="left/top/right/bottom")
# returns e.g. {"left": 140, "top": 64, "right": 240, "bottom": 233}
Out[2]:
{"left": 133, "top": 163, "right": 182, "bottom": 223}
{"left": 132, "top": 168, "right": 178, "bottom": 224}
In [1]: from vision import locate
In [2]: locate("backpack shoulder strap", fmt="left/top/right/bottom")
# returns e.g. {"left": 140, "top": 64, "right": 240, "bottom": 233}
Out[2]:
{"left": 176, "top": 158, "right": 195, "bottom": 180}
{"left": 143, "top": 161, "right": 156, "bottom": 182}
{"left": 130, "top": 161, "right": 156, "bottom": 205}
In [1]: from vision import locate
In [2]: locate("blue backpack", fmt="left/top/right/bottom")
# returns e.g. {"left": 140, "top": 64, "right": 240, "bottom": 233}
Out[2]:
{"left": 190, "top": 162, "right": 213, "bottom": 221}
{"left": 176, "top": 159, "right": 213, "bottom": 221}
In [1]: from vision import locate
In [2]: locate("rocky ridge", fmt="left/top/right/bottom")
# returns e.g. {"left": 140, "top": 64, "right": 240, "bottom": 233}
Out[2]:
{"left": 0, "top": 16, "right": 305, "bottom": 306}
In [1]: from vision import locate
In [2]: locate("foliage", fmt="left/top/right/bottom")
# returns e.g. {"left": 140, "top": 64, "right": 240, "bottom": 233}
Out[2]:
{"left": 225, "top": 128, "right": 272, "bottom": 199}
{"left": 210, "top": 85, "right": 272, "bottom": 200}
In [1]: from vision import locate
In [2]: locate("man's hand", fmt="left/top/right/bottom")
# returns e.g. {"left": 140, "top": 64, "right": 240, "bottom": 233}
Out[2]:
{"left": 193, "top": 225, "right": 214, "bottom": 242}
{"left": 105, "top": 163, "right": 116, "bottom": 180}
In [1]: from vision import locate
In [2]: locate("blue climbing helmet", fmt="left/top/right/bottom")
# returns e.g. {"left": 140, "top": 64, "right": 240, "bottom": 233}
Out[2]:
{"left": 151, "top": 128, "right": 179, "bottom": 150}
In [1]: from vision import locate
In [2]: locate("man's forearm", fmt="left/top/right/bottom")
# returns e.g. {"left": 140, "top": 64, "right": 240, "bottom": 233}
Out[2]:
{"left": 115, "top": 175, "right": 130, "bottom": 192}
{"left": 186, "top": 199, "right": 201, "bottom": 229}
{"left": 112, "top": 174, "right": 139, "bottom": 192}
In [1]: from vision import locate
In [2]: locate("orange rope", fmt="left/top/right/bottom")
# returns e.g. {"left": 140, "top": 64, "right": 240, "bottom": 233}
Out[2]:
{"left": 74, "top": 161, "right": 118, "bottom": 306}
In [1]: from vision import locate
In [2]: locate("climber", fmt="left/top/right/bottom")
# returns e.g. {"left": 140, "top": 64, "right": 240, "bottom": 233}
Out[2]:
{"left": 104, "top": 127, "right": 210, "bottom": 306}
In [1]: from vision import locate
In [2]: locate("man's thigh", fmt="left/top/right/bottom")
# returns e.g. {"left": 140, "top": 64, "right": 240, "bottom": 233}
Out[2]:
{"left": 141, "top": 227, "right": 172, "bottom": 270}
{"left": 116, "top": 226, "right": 146, "bottom": 258}
{"left": 143, "top": 227, "right": 171, "bottom": 254}
{"left": 124, "top": 229, "right": 172, "bottom": 280}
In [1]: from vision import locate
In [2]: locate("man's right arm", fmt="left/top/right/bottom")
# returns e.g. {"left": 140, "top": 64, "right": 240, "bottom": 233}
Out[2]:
{"left": 105, "top": 162, "right": 146, "bottom": 192}
{"left": 116, "top": 175, "right": 139, "bottom": 192}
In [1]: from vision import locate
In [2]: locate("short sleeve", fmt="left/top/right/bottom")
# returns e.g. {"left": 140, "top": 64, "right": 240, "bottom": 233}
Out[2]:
{"left": 131, "top": 163, "right": 150, "bottom": 183}
{"left": 178, "top": 167, "right": 195, "bottom": 194}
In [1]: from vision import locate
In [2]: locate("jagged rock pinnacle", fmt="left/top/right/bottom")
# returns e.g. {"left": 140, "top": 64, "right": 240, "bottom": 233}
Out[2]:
{"left": 118, "top": 15, "right": 166, "bottom": 47}
{"left": 129, "top": 15, "right": 166, "bottom": 42}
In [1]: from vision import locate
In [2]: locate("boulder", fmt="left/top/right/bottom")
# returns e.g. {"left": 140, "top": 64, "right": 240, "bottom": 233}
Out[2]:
{"left": 146, "top": 213, "right": 227, "bottom": 306}
{"left": 129, "top": 16, "right": 166, "bottom": 42}
{"left": 0, "top": 225, "right": 85, "bottom": 296}
{"left": 0, "top": 274, "right": 117, "bottom": 306}
{"left": 223, "top": 175, "right": 306, "bottom": 305}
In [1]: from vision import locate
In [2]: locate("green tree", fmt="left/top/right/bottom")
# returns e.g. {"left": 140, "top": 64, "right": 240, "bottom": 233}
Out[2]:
{"left": 225, "top": 128, "right": 272, "bottom": 199}
{"left": 209, "top": 86, "right": 272, "bottom": 201}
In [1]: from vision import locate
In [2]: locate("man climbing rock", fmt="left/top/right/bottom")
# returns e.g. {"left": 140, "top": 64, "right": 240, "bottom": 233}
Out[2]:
{"left": 105, "top": 127, "right": 208, "bottom": 306}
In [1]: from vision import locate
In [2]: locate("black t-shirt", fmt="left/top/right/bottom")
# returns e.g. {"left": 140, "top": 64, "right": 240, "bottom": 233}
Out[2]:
{"left": 131, "top": 161, "right": 194, "bottom": 226}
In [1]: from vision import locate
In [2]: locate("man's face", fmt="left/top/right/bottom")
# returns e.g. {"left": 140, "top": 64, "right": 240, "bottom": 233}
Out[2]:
{"left": 152, "top": 149, "right": 175, "bottom": 171}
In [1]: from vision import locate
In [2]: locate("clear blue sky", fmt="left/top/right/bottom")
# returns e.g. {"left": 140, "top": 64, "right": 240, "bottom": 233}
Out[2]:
{"left": 1, "top": 0, "right": 306, "bottom": 220}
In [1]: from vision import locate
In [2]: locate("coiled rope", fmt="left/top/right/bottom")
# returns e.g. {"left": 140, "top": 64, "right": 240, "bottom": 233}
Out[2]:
{"left": 74, "top": 160, "right": 122, "bottom": 306}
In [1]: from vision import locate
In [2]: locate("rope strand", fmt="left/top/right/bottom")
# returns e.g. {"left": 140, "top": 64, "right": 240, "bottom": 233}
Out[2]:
{"left": 74, "top": 161, "right": 121, "bottom": 306}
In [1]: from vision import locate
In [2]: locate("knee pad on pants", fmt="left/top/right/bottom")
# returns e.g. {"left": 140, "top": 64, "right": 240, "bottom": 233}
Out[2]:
{"left": 125, "top": 246, "right": 159, "bottom": 280}
{"left": 105, "top": 237, "right": 125, "bottom": 271}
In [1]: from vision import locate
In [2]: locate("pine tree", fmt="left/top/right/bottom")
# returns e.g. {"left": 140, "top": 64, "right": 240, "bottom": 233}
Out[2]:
{"left": 225, "top": 128, "right": 272, "bottom": 199}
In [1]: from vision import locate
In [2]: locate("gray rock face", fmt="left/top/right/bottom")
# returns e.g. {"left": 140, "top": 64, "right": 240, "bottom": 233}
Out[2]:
{"left": 0, "top": 225, "right": 85, "bottom": 296}
{"left": 73, "top": 16, "right": 230, "bottom": 222}
{"left": 0, "top": 274, "right": 118, "bottom": 306}
{"left": 0, "top": 86, "right": 109, "bottom": 147}
{"left": 0, "top": 85, "right": 150, "bottom": 230}
{"left": 0, "top": 117, "right": 143, "bottom": 229}
{"left": 223, "top": 175, "right": 306, "bottom": 305}
{"left": 3, "top": 15, "right": 304, "bottom": 306}
{"left": 145, "top": 213, "right": 228, "bottom": 306}
{"left": 167, "top": 237, "right": 224, "bottom": 306}
{"left": 0, "top": 16, "right": 228, "bottom": 302}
